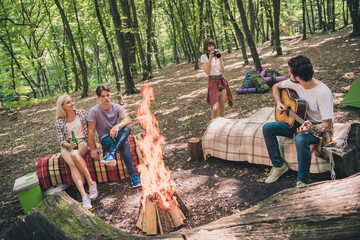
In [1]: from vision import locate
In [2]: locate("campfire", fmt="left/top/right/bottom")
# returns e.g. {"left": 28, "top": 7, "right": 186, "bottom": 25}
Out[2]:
{"left": 135, "top": 86, "right": 188, "bottom": 235}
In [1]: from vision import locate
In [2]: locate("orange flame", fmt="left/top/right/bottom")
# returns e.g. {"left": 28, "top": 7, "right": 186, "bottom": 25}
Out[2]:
{"left": 136, "top": 86, "right": 177, "bottom": 212}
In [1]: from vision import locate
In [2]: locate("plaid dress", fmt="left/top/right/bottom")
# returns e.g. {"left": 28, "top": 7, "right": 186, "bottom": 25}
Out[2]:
{"left": 206, "top": 75, "right": 233, "bottom": 107}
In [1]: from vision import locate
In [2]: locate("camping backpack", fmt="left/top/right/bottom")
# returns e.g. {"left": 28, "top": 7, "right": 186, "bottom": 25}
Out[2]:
{"left": 241, "top": 71, "right": 261, "bottom": 89}
{"left": 265, "top": 69, "right": 281, "bottom": 87}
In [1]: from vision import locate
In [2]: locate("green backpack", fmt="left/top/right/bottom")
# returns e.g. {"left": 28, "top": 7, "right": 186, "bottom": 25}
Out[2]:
{"left": 249, "top": 74, "right": 270, "bottom": 93}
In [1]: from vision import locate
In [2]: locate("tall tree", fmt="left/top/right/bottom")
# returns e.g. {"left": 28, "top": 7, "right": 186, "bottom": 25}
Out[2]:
{"left": 94, "top": 0, "right": 124, "bottom": 104}
{"left": 224, "top": 0, "right": 249, "bottom": 65}
{"left": 194, "top": 0, "right": 205, "bottom": 70}
{"left": 347, "top": 0, "right": 360, "bottom": 36}
{"left": 236, "top": 0, "right": 263, "bottom": 71}
{"left": 130, "top": 0, "right": 149, "bottom": 79}
{"left": 108, "top": 0, "right": 138, "bottom": 94}
{"left": 272, "top": 0, "right": 282, "bottom": 55}
{"left": 145, "top": 0, "right": 153, "bottom": 78}
{"left": 54, "top": 0, "right": 89, "bottom": 97}
{"left": 302, "top": 0, "right": 307, "bottom": 39}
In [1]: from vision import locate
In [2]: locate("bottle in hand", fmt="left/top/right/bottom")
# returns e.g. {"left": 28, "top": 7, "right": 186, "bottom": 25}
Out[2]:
{"left": 106, "top": 127, "right": 117, "bottom": 143}
{"left": 71, "top": 131, "right": 79, "bottom": 150}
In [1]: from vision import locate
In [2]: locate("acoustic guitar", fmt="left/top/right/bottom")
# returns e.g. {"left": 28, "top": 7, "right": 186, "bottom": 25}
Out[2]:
{"left": 275, "top": 88, "right": 323, "bottom": 137}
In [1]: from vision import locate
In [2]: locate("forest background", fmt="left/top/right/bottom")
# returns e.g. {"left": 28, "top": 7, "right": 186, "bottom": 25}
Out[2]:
{"left": 1, "top": 0, "right": 360, "bottom": 238}
{"left": 0, "top": 0, "right": 359, "bottom": 104}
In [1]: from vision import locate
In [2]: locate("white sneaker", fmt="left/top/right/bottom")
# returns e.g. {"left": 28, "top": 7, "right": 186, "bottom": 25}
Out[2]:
{"left": 82, "top": 195, "right": 92, "bottom": 210}
{"left": 265, "top": 163, "right": 289, "bottom": 183}
{"left": 89, "top": 182, "right": 98, "bottom": 200}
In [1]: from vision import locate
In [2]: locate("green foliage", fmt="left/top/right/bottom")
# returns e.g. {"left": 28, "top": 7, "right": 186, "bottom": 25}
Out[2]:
{"left": 0, "top": 0, "right": 354, "bottom": 105}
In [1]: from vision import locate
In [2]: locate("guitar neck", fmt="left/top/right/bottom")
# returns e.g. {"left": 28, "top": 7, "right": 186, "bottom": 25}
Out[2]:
{"left": 289, "top": 110, "right": 305, "bottom": 125}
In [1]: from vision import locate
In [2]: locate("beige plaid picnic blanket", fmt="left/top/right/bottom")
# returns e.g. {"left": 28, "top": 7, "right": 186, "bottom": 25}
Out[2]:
{"left": 202, "top": 107, "right": 351, "bottom": 173}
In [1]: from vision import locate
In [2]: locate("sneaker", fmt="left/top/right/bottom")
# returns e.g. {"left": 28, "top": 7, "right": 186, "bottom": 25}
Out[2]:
{"left": 295, "top": 181, "right": 307, "bottom": 188}
{"left": 265, "top": 163, "right": 289, "bottom": 183}
{"left": 101, "top": 153, "right": 117, "bottom": 167}
{"left": 82, "top": 195, "right": 92, "bottom": 210}
{"left": 89, "top": 182, "right": 98, "bottom": 200}
{"left": 131, "top": 174, "right": 141, "bottom": 188}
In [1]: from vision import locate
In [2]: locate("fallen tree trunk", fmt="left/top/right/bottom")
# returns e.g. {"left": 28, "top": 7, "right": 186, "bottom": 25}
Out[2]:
{"left": 6, "top": 174, "right": 360, "bottom": 239}
{"left": 170, "top": 172, "right": 360, "bottom": 240}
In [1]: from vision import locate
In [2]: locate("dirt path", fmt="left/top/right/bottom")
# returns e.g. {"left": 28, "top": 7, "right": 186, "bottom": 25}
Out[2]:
{"left": 0, "top": 27, "right": 359, "bottom": 237}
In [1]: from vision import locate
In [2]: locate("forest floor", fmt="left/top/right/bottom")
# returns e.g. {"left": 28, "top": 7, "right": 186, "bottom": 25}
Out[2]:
{"left": 1, "top": 27, "right": 360, "bottom": 238}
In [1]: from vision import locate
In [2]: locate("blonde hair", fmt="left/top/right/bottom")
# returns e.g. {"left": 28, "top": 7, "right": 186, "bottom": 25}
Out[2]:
{"left": 55, "top": 95, "right": 70, "bottom": 120}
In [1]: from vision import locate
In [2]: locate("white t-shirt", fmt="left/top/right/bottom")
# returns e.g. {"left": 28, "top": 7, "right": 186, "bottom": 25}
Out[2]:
{"left": 200, "top": 54, "right": 222, "bottom": 76}
{"left": 67, "top": 116, "right": 85, "bottom": 139}
{"left": 282, "top": 79, "right": 334, "bottom": 122}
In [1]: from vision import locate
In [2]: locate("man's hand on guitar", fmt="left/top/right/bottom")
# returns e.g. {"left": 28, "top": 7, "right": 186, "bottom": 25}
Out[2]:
{"left": 276, "top": 103, "right": 286, "bottom": 114}
{"left": 297, "top": 121, "right": 312, "bottom": 133}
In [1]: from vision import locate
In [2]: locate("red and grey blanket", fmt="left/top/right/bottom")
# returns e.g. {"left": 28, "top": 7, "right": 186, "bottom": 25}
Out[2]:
{"left": 37, "top": 134, "right": 144, "bottom": 190}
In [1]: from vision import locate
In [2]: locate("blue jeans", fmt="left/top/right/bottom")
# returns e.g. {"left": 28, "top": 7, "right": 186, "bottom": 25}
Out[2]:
{"left": 262, "top": 122, "right": 320, "bottom": 183}
{"left": 101, "top": 125, "right": 137, "bottom": 177}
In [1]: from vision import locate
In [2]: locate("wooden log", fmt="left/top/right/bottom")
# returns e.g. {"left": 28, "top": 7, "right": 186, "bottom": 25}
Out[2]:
{"left": 188, "top": 137, "right": 204, "bottom": 161}
{"left": 171, "top": 173, "right": 360, "bottom": 240}
{"left": 168, "top": 200, "right": 185, "bottom": 228}
{"left": 5, "top": 191, "right": 144, "bottom": 240}
{"left": 143, "top": 201, "right": 157, "bottom": 235}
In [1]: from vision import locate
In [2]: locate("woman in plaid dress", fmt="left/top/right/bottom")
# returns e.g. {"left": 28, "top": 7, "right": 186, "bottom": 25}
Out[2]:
{"left": 201, "top": 38, "right": 233, "bottom": 119}
{"left": 55, "top": 95, "right": 98, "bottom": 209}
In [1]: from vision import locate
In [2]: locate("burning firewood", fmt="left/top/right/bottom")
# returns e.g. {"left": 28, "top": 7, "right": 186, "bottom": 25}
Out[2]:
{"left": 135, "top": 86, "right": 189, "bottom": 235}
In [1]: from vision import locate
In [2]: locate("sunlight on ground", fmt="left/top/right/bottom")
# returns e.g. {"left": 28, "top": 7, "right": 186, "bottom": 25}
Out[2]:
{"left": 342, "top": 72, "right": 355, "bottom": 79}
{"left": 77, "top": 95, "right": 97, "bottom": 103}
{"left": 177, "top": 88, "right": 207, "bottom": 100}
{"left": 156, "top": 106, "right": 180, "bottom": 116}
{"left": 34, "top": 107, "right": 56, "bottom": 115}
{"left": 178, "top": 111, "right": 205, "bottom": 122}
{"left": 100, "top": 196, "right": 118, "bottom": 206}
{"left": 333, "top": 93, "right": 345, "bottom": 104}
{"left": 0, "top": 132, "right": 9, "bottom": 137}
{"left": 307, "top": 36, "right": 340, "bottom": 48}
{"left": 1, "top": 144, "right": 27, "bottom": 155}
{"left": 170, "top": 135, "right": 186, "bottom": 143}
{"left": 163, "top": 142, "right": 187, "bottom": 152}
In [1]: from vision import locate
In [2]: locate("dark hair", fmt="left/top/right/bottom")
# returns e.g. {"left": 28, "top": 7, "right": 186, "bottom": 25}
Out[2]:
{"left": 203, "top": 38, "right": 217, "bottom": 53}
{"left": 95, "top": 85, "right": 110, "bottom": 97}
{"left": 288, "top": 56, "right": 314, "bottom": 82}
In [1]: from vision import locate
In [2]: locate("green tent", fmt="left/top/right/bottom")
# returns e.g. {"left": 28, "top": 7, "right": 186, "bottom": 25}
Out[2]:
{"left": 341, "top": 75, "right": 360, "bottom": 108}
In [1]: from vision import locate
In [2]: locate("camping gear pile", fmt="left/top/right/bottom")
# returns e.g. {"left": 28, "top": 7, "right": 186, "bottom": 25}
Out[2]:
{"left": 236, "top": 69, "right": 285, "bottom": 94}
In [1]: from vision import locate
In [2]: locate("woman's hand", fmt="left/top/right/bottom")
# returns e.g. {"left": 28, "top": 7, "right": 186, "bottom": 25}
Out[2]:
{"left": 90, "top": 148, "right": 103, "bottom": 161}
{"left": 69, "top": 141, "right": 76, "bottom": 149}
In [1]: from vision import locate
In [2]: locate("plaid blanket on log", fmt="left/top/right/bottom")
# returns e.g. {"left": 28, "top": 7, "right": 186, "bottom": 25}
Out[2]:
{"left": 202, "top": 108, "right": 351, "bottom": 174}
{"left": 37, "top": 134, "right": 144, "bottom": 190}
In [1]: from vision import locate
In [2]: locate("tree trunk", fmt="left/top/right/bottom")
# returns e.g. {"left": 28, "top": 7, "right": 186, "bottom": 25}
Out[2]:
{"left": 108, "top": 0, "right": 138, "bottom": 95}
{"left": 303, "top": 0, "right": 307, "bottom": 39}
{"left": 316, "top": 0, "right": 324, "bottom": 31}
{"left": 194, "top": 0, "right": 204, "bottom": 70}
{"left": 348, "top": 0, "right": 360, "bottom": 36}
{"left": 224, "top": 0, "right": 249, "bottom": 65}
{"left": 249, "top": 0, "right": 256, "bottom": 42}
{"left": 221, "top": 1, "right": 231, "bottom": 53}
{"left": 272, "top": 0, "right": 282, "bottom": 55}
{"left": 54, "top": 0, "right": 88, "bottom": 97}
{"left": 130, "top": 0, "right": 149, "bottom": 79}
{"left": 231, "top": 31, "right": 240, "bottom": 50}
{"left": 145, "top": 0, "right": 153, "bottom": 78}
{"left": 306, "top": 1, "right": 313, "bottom": 33}
{"left": 166, "top": 0, "right": 180, "bottom": 64}
{"left": 309, "top": 0, "right": 316, "bottom": 31}
{"left": 94, "top": 0, "right": 124, "bottom": 104}
{"left": 120, "top": 0, "right": 138, "bottom": 77}
{"left": 236, "top": 0, "right": 263, "bottom": 71}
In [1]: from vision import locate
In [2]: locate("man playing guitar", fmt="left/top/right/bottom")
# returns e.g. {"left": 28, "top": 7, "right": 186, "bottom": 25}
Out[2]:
{"left": 263, "top": 56, "right": 334, "bottom": 187}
